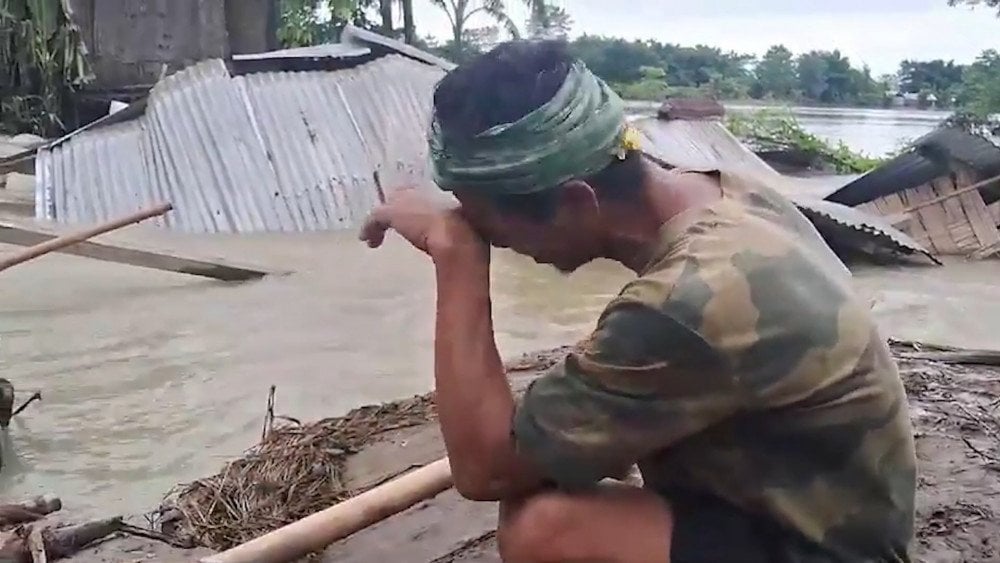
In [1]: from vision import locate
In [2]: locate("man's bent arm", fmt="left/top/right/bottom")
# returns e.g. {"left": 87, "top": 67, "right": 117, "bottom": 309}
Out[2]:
{"left": 433, "top": 247, "right": 543, "bottom": 501}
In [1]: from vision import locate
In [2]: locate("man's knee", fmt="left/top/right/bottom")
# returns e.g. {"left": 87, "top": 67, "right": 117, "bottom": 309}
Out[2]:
{"left": 498, "top": 493, "right": 574, "bottom": 562}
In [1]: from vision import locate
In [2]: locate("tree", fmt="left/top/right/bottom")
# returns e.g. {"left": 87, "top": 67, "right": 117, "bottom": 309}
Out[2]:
{"left": 527, "top": 4, "right": 572, "bottom": 39}
{"left": 796, "top": 52, "right": 829, "bottom": 101}
{"left": 947, "top": 0, "right": 1000, "bottom": 14}
{"left": 402, "top": 0, "right": 415, "bottom": 44}
{"left": 277, "top": 0, "right": 373, "bottom": 48}
{"left": 613, "top": 66, "right": 668, "bottom": 101}
{"left": 379, "top": 0, "right": 393, "bottom": 36}
{"left": 959, "top": 49, "right": 1000, "bottom": 116}
{"left": 898, "top": 60, "right": 964, "bottom": 94}
{"left": 429, "top": 0, "right": 519, "bottom": 57}
{"left": 754, "top": 45, "right": 797, "bottom": 99}
{"left": 569, "top": 36, "right": 663, "bottom": 85}
{"left": 376, "top": 0, "right": 416, "bottom": 43}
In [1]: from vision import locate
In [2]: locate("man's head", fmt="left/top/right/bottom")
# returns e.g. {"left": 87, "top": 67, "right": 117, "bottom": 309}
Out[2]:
{"left": 429, "top": 40, "right": 651, "bottom": 273}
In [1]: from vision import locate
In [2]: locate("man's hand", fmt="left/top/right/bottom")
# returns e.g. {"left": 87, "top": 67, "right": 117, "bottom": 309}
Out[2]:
{"left": 359, "top": 188, "right": 486, "bottom": 260}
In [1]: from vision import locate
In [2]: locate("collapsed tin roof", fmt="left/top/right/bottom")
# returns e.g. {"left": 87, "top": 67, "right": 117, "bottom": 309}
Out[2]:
{"left": 34, "top": 26, "right": 449, "bottom": 234}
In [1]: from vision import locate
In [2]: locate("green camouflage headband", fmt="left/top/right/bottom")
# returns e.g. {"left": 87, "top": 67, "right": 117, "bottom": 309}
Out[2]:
{"left": 428, "top": 61, "right": 629, "bottom": 196}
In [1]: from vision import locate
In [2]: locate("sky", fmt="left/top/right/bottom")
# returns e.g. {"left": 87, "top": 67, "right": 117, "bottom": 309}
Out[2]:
{"left": 411, "top": 0, "right": 1000, "bottom": 75}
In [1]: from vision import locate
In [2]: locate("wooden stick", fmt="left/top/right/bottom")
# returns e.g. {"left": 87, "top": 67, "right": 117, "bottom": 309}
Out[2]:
{"left": 899, "top": 172, "right": 1000, "bottom": 215}
{"left": 28, "top": 525, "right": 47, "bottom": 563}
{"left": 0, "top": 203, "right": 172, "bottom": 273}
{"left": 201, "top": 458, "right": 455, "bottom": 563}
{"left": 12, "top": 392, "right": 42, "bottom": 418}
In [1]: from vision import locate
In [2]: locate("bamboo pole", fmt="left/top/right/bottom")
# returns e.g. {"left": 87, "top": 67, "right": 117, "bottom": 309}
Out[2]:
{"left": 0, "top": 202, "right": 173, "bottom": 273}
{"left": 899, "top": 172, "right": 1000, "bottom": 215}
{"left": 201, "top": 458, "right": 454, "bottom": 563}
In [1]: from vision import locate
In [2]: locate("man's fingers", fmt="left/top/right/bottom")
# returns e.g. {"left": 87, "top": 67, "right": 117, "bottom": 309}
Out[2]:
{"left": 360, "top": 207, "right": 390, "bottom": 248}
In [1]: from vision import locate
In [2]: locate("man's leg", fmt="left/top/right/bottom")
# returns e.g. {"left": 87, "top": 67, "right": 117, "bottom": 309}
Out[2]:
{"left": 497, "top": 483, "right": 673, "bottom": 563}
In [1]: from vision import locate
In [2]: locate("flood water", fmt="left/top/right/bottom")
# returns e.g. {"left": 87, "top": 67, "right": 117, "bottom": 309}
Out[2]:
{"left": 2, "top": 107, "right": 998, "bottom": 519}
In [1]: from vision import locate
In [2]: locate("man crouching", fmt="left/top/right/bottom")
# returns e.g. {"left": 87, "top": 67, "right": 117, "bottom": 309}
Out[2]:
{"left": 360, "top": 40, "right": 916, "bottom": 563}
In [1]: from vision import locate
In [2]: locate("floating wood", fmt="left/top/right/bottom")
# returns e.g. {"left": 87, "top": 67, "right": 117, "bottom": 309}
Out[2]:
{"left": 0, "top": 517, "right": 124, "bottom": 561}
{"left": 0, "top": 495, "right": 62, "bottom": 527}
{"left": 0, "top": 203, "right": 174, "bottom": 272}
{"left": 0, "top": 213, "right": 274, "bottom": 282}
{"left": 202, "top": 458, "right": 455, "bottom": 563}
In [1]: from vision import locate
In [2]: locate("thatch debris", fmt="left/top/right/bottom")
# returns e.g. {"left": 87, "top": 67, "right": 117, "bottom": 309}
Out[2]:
{"left": 162, "top": 349, "right": 571, "bottom": 552}
{"left": 165, "top": 395, "right": 438, "bottom": 550}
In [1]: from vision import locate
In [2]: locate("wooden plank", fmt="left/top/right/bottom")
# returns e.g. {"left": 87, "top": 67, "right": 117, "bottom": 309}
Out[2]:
{"left": 0, "top": 223, "right": 274, "bottom": 282}
{"left": 896, "top": 188, "right": 935, "bottom": 252}
{"left": 916, "top": 183, "right": 961, "bottom": 254}
{"left": 933, "top": 177, "right": 971, "bottom": 250}
{"left": 955, "top": 169, "right": 1000, "bottom": 251}
{"left": 988, "top": 201, "right": 1000, "bottom": 227}
{"left": 322, "top": 490, "right": 497, "bottom": 563}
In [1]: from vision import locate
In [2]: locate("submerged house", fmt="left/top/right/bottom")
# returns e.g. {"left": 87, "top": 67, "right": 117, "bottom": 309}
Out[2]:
{"left": 23, "top": 38, "right": 929, "bottom": 265}
{"left": 634, "top": 99, "right": 934, "bottom": 264}
{"left": 32, "top": 26, "right": 453, "bottom": 234}
{"left": 826, "top": 126, "right": 1000, "bottom": 259}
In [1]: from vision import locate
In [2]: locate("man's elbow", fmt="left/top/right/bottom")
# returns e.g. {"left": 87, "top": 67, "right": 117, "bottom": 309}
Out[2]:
{"left": 453, "top": 472, "right": 508, "bottom": 501}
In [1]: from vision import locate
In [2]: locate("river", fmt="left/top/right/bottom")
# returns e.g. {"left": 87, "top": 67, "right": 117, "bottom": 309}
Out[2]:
{"left": 2, "top": 106, "right": 999, "bottom": 519}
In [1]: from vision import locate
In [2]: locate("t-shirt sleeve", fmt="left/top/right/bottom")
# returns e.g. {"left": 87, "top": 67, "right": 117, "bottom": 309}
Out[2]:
{"left": 512, "top": 297, "right": 741, "bottom": 489}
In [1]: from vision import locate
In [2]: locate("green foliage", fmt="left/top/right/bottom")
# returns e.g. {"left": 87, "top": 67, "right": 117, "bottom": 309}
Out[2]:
{"left": 947, "top": 0, "right": 1000, "bottom": 13}
{"left": 0, "top": 0, "right": 92, "bottom": 136}
{"left": 566, "top": 38, "right": 885, "bottom": 107}
{"left": 276, "top": 0, "right": 378, "bottom": 48}
{"left": 754, "top": 45, "right": 797, "bottom": 99}
{"left": 727, "top": 109, "right": 885, "bottom": 173}
{"left": 526, "top": 3, "right": 571, "bottom": 39}
{"left": 611, "top": 66, "right": 668, "bottom": 101}
{"left": 957, "top": 49, "right": 1000, "bottom": 117}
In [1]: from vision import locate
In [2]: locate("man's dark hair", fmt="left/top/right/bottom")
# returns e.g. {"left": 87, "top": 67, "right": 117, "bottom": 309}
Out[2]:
{"left": 432, "top": 40, "right": 645, "bottom": 221}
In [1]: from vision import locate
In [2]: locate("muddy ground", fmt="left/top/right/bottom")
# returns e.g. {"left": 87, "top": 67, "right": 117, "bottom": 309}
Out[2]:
{"left": 317, "top": 343, "right": 1000, "bottom": 562}
{"left": 164, "top": 344, "right": 1000, "bottom": 563}
{"left": 13, "top": 342, "right": 999, "bottom": 562}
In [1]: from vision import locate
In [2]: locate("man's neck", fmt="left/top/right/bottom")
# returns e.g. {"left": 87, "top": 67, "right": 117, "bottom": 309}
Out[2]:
{"left": 604, "top": 162, "right": 723, "bottom": 273}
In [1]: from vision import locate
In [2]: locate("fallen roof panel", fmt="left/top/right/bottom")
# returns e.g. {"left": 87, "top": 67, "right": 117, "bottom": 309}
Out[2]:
{"left": 36, "top": 55, "right": 446, "bottom": 234}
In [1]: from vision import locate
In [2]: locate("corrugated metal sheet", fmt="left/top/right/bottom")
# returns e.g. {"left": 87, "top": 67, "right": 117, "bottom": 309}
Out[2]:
{"left": 825, "top": 152, "right": 947, "bottom": 207}
{"left": 634, "top": 116, "right": 932, "bottom": 260}
{"left": 794, "top": 198, "right": 933, "bottom": 261}
{"left": 826, "top": 126, "right": 1000, "bottom": 207}
{"left": 232, "top": 43, "right": 370, "bottom": 61}
{"left": 633, "top": 117, "right": 778, "bottom": 177}
{"left": 37, "top": 54, "right": 445, "bottom": 233}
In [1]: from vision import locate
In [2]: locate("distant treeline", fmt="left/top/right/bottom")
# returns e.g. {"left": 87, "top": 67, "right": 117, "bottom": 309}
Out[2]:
{"left": 560, "top": 36, "right": 1000, "bottom": 116}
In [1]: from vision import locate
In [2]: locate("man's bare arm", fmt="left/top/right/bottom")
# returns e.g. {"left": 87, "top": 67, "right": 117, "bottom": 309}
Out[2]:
{"left": 433, "top": 246, "right": 544, "bottom": 501}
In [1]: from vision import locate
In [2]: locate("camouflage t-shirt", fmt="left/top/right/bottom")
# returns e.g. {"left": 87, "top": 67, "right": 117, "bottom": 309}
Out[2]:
{"left": 512, "top": 169, "right": 917, "bottom": 562}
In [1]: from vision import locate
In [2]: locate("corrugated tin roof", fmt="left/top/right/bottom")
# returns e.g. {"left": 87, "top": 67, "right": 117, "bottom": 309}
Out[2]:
{"left": 634, "top": 116, "right": 932, "bottom": 261}
{"left": 36, "top": 54, "right": 445, "bottom": 233}
{"left": 826, "top": 126, "right": 1000, "bottom": 207}
{"left": 824, "top": 152, "right": 947, "bottom": 207}
{"left": 232, "top": 43, "right": 370, "bottom": 61}
{"left": 633, "top": 117, "right": 779, "bottom": 177}
{"left": 794, "top": 198, "right": 934, "bottom": 262}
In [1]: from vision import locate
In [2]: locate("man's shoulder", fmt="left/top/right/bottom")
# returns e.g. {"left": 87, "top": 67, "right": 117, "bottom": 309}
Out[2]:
{"left": 628, "top": 201, "right": 875, "bottom": 395}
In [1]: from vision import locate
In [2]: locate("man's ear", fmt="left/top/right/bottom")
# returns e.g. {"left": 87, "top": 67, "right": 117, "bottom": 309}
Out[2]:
{"left": 557, "top": 180, "right": 600, "bottom": 216}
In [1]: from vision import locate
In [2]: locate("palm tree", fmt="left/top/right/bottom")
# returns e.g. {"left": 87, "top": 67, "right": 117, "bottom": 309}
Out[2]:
{"left": 524, "top": 0, "right": 548, "bottom": 32}
{"left": 428, "top": 0, "right": 520, "bottom": 55}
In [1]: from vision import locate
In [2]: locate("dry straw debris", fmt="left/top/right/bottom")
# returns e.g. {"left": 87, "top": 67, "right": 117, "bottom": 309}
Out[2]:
{"left": 164, "top": 394, "right": 436, "bottom": 550}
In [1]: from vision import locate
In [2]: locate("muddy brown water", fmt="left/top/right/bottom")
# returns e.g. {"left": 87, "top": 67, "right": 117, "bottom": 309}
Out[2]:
{"left": 1, "top": 224, "right": 999, "bottom": 520}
